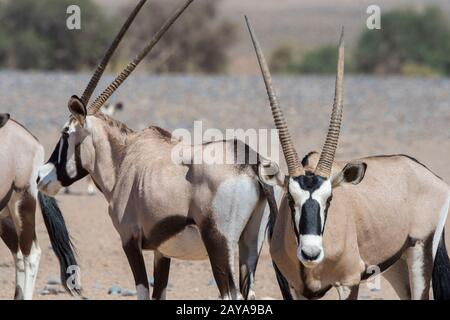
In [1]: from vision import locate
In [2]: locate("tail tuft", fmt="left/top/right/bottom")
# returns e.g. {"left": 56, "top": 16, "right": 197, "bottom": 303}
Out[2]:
{"left": 38, "top": 192, "right": 81, "bottom": 296}
{"left": 432, "top": 229, "right": 450, "bottom": 300}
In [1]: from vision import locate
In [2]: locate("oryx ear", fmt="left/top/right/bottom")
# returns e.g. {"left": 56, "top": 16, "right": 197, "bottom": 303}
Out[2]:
{"left": 0, "top": 113, "right": 10, "bottom": 128}
{"left": 68, "top": 95, "right": 87, "bottom": 125}
{"left": 259, "top": 160, "right": 287, "bottom": 188}
{"left": 332, "top": 162, "right": 367, "bottom": 187}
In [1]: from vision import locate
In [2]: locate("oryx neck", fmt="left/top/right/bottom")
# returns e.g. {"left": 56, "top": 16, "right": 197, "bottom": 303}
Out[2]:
{"left": 88, "top": 114, "right": 135, "bottom": 200}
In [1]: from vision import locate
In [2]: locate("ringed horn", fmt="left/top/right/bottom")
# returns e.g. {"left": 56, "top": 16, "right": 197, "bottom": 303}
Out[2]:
{"left": 314, "top": 28, "right": 345, "bottom": 178}
{"left": 245, "top": 16, "right": 304, "bottom": 177}
{"left": 80, "top": 0, "right": 148, "bottom": 107}
{"left": 88, "top": 0, "right": 195, "bottom": 114}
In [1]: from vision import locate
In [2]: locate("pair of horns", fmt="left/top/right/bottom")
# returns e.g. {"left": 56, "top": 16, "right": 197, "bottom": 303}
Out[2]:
{"left": 246, "top": 16, "right": 344, "bottom": 178}
{"left": 80, "top": 0, "right": 147, "bottom": 107}
{"left": 78, "top": 0, "right": 194, "bottom": 114}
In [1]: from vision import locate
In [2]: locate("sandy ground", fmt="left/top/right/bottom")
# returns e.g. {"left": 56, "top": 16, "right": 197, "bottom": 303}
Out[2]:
{"left": 0, "top": 73, "right": 449, "bottom": 300}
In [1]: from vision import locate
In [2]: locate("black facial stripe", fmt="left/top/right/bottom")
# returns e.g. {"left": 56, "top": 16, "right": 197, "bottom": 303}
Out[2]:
{"left": 294, "top": 172, "right": 326, "bottom": 193}
{"left": 48, "top": 138, "right": 62, "bottom": 164}
{"left": 73, "top": 143, "right": 89, "bottom": 183}
{"left": 299, "top": 198, "right": 321, "bottom": 235}
{"left": 47, "top": 134, "right": 88, "bottom": 187}
{"left": 323, "top": 194, "right": 332, "bottom": 229}
{"left": 288, "top": 173, "right": 329, "bottom": 238}
{"left": 287, "top": 194, "right": 300, "bottom": 239}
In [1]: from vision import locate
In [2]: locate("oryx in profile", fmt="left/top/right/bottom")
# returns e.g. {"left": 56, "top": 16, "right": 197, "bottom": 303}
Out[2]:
{"left": 37, "top": 0, "right": 273, "bottom": 300}
{"left": 0, "top": 114, "right": 77, "bottom": 299}
{"left": 246, "top": 17, "right": 450, "bottom": 300}
{"left": 64, "top": 101, "right": 124, "bottom": 196}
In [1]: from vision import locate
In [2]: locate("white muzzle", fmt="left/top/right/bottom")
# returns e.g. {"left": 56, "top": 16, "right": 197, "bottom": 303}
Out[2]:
{"left": 297, "top": 234, "right": 324, "bottom": 268}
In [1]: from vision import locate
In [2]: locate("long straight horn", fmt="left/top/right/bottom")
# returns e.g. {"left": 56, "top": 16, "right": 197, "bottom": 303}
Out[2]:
{"left": 315, "top": 28, "right": 345, "bottom": 178}
{"left": 245, "top": 16, "right": 303, "bottom": 177}
{"left": 88, "top": 0, "right": 194, "bottom": 114}
{"left": 80, "top": 0, "right": 147, "bottom": 107}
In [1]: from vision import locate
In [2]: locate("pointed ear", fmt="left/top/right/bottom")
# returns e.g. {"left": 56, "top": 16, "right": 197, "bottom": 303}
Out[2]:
{"left": 332, "top": 162, "right": 367, "bottom": 188}
{"left": 68, "top": 95, "right": 87, "bottom": 125}
{"left": 0, "top": 113, "right": 10, "bottom": 128}
{"left": 259, "top": 159, "right": 287, "bottom": 188}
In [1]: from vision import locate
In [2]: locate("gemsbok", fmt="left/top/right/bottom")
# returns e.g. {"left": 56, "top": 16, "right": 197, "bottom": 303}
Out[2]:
{"left": 64, "top": 101, "right": 124, "bottom": 196}
{"left": 37, "top": 0, "right": 274, "bottom": 300}
{"left": 0, "top": 113, "right": 78, "bottom": 299}
{"left": 246, "top": 17, "right": 450, "bottom": 300}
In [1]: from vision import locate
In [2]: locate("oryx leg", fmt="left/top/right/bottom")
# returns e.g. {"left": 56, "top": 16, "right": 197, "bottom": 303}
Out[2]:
{"left": 200, "top": 218, "right": 238, "bottom": 300}
{"left": 122, "top": 233, "right": 150, "bottom": 300}
{"left": 405, "top": 239, "right": 433, "bottom": 300}
{"left": 10, "top": 191, "right": 41, "bottom": 300}
{"left": 382, "top": 258, "right": 411, "bottom": 299}
{"left": 205, "top": 176, "right": 260, "bottom": 299}
{"left": 152, "top": 251, "right": 171, "bottom": 300}
{"left": 238, "top": 198, "right": 269, "bottom": 300}
{"left": 0, "top": 216, "right": 18, "bottom": 252}
{"left": 0, "top": 215, "right": 24, "bottom": 300}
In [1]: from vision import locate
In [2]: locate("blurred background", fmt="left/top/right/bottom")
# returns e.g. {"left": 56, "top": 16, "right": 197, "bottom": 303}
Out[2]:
{"left": 0, "top": 0, "right": 449, "bottom": 300}
{"left": 1, "top": 0, "right": 450, "bottom": 75}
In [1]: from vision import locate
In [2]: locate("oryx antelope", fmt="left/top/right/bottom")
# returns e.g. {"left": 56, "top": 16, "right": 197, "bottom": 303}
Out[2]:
{"left": 37, "top": 0, "right": 273, "bottom": 300}
{"left": 64, "top": 101, "right": 124, "bottom": 196}
{"left": 0, "top": 113, "right": 78, "bottom": 299}
{"left": 246, "top": 18, "right": 450, "bottom": 300}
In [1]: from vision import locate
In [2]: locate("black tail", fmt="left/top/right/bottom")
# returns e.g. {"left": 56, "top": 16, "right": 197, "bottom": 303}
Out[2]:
{"left": 272, "top": 261, "right": 293, "bottom": 300}
{"left": 432, "top": 229, "right": 450, "bottom": 300}
{"left": 38, "top": 192, "right": 80, "bottom": 295}
{"left": 260, "top": 183, "right": 294, "bottom": 300}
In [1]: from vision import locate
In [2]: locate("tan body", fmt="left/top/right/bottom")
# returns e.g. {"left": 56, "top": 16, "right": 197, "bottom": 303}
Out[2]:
{"left": 39, "top": 113, "right": 270, "bottom": 300}
{"left": 109, "top": 133, "right": 262, "bottom": 261}
{"left": 0, "top": 120, "right": 43, "bottom": 195}
{"left": 0, "top": 118, "right": 43, "bottom": 300}
{"left": 0, "top": 115, "right": 77, "bottom": 299}
{"left": 271, "top": 152, "right": 450, "bottom": 299}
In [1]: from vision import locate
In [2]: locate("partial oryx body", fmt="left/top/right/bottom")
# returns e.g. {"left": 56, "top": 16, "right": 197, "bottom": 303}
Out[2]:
{"left": 271, "top": 152, "right": 450, "bottom": 300}
{"left": 0, "top": 114, "right": 77, "bottom": 299}
{"left": 246, "top": 18, "right": 450, "bottom": 300}
{"left": 39, "top": 114, "right": 270, "bottom": 299}
{"left": 64, "top": 101, "right": 124, "bottom": 196}
{"left": 37, "top": 0, "right": 271, "bottom": 300}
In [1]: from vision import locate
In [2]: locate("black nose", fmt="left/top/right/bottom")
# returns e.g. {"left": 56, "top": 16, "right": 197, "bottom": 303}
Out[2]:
{"left": 301, "top": 249, "right": 320, "bottom": 261}
{"left": 36, "top": 176, "right": 41, "bottom": 184}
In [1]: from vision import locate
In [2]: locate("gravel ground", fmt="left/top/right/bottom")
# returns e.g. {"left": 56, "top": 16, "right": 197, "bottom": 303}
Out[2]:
{"left": 0, "top": 72, "right": 449, "bottom": 300}
{"left": 1, "top": 71, "right": 448, "bottom": 177}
